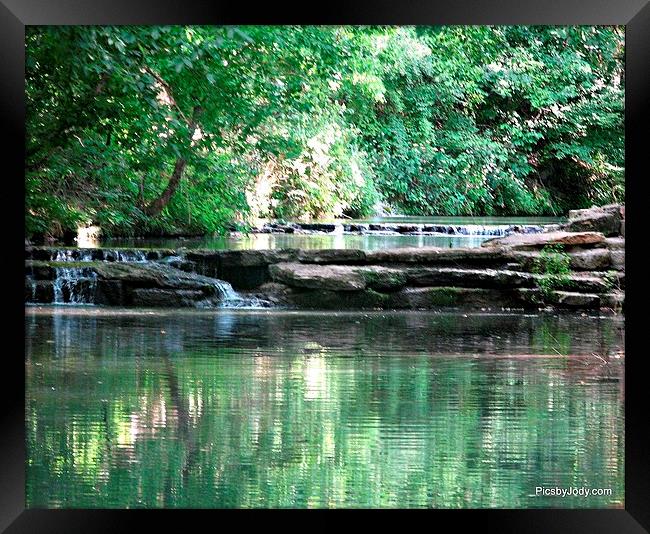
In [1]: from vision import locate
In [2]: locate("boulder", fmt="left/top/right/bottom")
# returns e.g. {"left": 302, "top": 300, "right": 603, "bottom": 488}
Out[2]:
{"left": 297, "top": 223, "right": 339, "bottom": 232}
{"left": 395, "top": 225, "right": 420, "bottom": 233}
{"left": 246, "top": 282, "right": 294, "bottom": 305}
{"left": 269, "top": 262, "right": 366, "bottom": 291}
{"left": 343, "top": 224, "right": 369, "bottom": 232}
{"left": 563, "top": 204, "right": 623, "bottom": 236}
{"left": 482, "top": 231, "right": 606, "bottom": 249}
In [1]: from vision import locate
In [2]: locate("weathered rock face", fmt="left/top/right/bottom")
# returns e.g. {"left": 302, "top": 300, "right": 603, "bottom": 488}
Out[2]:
{"left": 365, "top": 247, "right": 509, "bottom": 265}
{"left": 563, "top": 204, "right": 624, "bottom": 237}
{"left": 600, "top": 290, "right": 625, "bottom": 311}
{"left": 610, "top": 250, "right": 625, "bottom": 271}
{"left": 404, "top": 267, "right": 536, "bottom": 288}
{"left": 26, "top": 261, "right": 231, "bottom": 307}
{"left": 356, "top": 266, "right": 408, "bottom": 291}
{"left": 510, "top": 248, "right": 612, "bottom": 272}
{"left": 482, "top": 231, "right": 606, "bottom": 249}
{"left": 568, "top": 248, "right": 612, "bottom": 271}
{"left": 269, "top": 263, "right": 367, "bottom": 291}
{"left": 186, "top": 249, "right": 299, "bottom": 289}
{"left": 297, "top": 249, "right": 367, "bottom": 264}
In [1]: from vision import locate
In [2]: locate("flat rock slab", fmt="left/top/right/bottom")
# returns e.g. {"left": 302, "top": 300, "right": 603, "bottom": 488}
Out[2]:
{"left": 605, "top": 237, "right": 625, "bottom": 250}
{"left": 568, "top": 248, "right": 612, "bottom": 271}
{"left": 356, "top": 266, "right": 408, "bottom": 291}
{"left": 263, "top": 259, "right": 612, "bottom": 294}
{"left": 297, "top": 249, "right": 367, "bottom": 264}
{"left": 269, "top": 262, "right": 366, "bottom": 291}
{"left": 405, "top": 267, "right": 537, "bottom": 288}
{"left": 482, "top": 231, "right": 605, "bottom": 249}
{"left": 509, "top": 248, "right": 611, "bottom": 271}
{"left": 186, "top": 249, "right": 298, "bottom": 267}
{"left": 569, "top": 204, "right": 624, "bottom": 219}
{"left": 365, "top": 247, "right": 508, "bottom": 265}
{"left": 549, "top": 291, "right": 601, "bottom": 308}
{"left": 92, "top": 262, "right": 220, "bottom": 290}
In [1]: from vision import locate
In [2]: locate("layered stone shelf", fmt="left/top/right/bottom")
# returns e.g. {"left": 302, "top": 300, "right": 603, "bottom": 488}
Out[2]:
{"left": 25, "top": 205, "right": 625, "bottom": 311}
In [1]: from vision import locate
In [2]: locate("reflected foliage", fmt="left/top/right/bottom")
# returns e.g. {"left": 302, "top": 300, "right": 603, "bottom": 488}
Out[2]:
{"left": 26, "top": 310, "right": 624, "bottom": 508}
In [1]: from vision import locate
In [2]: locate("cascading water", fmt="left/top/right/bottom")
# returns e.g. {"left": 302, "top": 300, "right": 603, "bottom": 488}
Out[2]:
{"left": 52, "top": 267, "right": 98, "bottom": 304}
{"left": 52, "top": 249, "right": 149, "bottom": 263}
{"left": 26, "top": 252, "right": 270, "bottom": 308}
{"left": 211, "top": 279, "right": 271, "bottom": 309}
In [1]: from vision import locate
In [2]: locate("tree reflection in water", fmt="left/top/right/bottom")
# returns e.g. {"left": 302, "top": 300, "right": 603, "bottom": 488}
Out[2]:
{"left": 26, "top": 308, "right": 624, "bottom": 508}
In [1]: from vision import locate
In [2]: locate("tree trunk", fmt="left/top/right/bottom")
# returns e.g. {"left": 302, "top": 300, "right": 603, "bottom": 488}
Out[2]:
{"left": 143, "top": 105, "right": 202, "bottom": 217}
{"left": 143, "top": 157, "right": 187, "bottom": 217}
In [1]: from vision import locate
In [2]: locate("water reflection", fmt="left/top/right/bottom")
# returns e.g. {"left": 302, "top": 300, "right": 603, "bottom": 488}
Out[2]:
{"left": 103, "top": 233, "right": 490, "bottom": 251}
{"left": 26, "top": 308, "right": 624, "bottom": 508}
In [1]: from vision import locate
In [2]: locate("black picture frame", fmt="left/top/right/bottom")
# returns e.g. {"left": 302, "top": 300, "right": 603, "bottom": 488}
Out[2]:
{"left": 3, "top": 1, "right": 648, "bottom": 531}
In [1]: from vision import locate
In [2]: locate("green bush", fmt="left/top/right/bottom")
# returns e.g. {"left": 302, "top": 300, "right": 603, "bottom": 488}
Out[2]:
{"left": 532, "top": 244, "right": 572, "bottom": 299}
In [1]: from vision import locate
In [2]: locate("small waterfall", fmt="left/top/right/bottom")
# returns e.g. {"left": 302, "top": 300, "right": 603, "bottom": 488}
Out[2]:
{"left": 52, "top": 267, "right": 97, "bottom": 304}
{"left": 54, "top": 249, "right": 95, "bottom": 262}
{"left": 112, "top": 250, "right": 148, "bottom": 263}
{"left": 51, "top": 249, "right": 149, "bottom": 263}
{"left": 211, "top": 279, "right": 271, "bottom": 308}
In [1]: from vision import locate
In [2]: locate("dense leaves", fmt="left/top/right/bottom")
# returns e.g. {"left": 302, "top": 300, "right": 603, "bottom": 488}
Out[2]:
{"left": 25, "top": 25, "right": 624, "bottom": 238}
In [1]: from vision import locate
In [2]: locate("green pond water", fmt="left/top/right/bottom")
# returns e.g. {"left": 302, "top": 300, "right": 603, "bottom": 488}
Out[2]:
{"left": 103, "top": 233, "right": 490, "bottom": 250}
{"left": 26, "top": 307, "right": 624, "bottom": 509}
{"left": 318, "top": 216, "right": 564, "bottom": 225}
{"left": 98, "top": 216, "right": 564, "bottom": 250}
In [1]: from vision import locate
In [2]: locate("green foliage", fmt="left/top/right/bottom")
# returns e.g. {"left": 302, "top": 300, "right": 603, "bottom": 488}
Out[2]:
{"left": 532, "top": 244, "right": 572, "bottom": 298}
{"left": 602, "top": 270, "right": 621, "bottom": 291}
{"left": 25, "top": 25, "right": 625, "bottom": 239}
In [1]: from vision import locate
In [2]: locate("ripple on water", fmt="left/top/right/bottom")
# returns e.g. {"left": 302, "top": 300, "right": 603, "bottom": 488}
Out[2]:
{"left": 25, "top": 308, "right": 624, "bottom": 508}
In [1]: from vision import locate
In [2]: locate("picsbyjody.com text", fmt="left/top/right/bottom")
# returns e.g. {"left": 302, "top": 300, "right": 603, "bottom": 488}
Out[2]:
{"left": 535, "top": 487, "right": 612, "bottom": 497}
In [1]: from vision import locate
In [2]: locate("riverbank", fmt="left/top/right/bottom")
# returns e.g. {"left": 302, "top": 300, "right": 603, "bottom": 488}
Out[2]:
{"left": 25, "top": 205, "right": 625, "bottom": 312}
